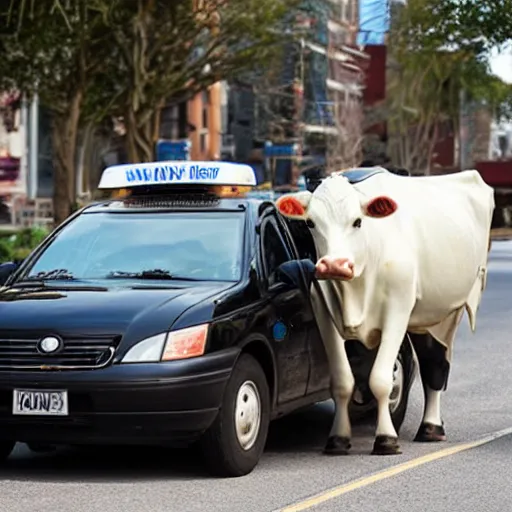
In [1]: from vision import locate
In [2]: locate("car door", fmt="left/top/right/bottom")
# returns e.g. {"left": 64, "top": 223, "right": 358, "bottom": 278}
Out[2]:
{"left": 258, "top": 213, "right": 311, "bottom": 404}
{"left": 281, "top": 217, "right": 331, "bottom": 395}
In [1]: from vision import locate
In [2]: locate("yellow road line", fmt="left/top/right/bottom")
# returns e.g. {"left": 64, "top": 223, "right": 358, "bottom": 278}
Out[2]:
{"left": 278, "top": 426, "right": 512, "bottom": 512}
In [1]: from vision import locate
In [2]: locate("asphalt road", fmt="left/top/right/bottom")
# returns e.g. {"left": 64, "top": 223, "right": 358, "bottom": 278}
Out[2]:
{"left": 3, "top": 240, "right": 512, "bottom": 512}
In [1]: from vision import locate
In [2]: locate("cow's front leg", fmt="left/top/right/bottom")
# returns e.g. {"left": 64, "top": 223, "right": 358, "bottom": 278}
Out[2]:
{"left": 323, "top": 336, "right": 355, "bottom": 456}
{"left": 312, "top": 294, "right": 355, "bottom": 455}
{"left": 369, "top": 324, "right": 409, "bottom": 455}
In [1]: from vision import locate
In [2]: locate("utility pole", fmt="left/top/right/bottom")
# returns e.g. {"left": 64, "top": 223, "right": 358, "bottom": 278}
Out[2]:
{"left": 28, "top": 94, "right": 39, "bottom": 200}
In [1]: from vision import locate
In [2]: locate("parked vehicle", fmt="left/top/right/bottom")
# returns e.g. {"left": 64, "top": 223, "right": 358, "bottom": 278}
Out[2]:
{"left": 0, "top": 161, "right": 415, "bottom": 477}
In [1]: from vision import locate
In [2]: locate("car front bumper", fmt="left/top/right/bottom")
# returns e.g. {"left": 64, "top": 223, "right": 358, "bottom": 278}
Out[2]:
{"left": 0, "top": 347, "right": 240, "bottom": 446}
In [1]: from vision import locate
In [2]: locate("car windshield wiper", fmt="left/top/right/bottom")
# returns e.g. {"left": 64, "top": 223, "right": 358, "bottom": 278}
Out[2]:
{"left": 8, "top": 269, "right": 108, "bottom": 291}
{"left": 11, "top": 269, "right": 76, "bottom": 287}
{"left": 106, "top": 269, "right": 201, "bottom": 281}
{"left": 27, "top": 269, "right": 76, "bottom": 280}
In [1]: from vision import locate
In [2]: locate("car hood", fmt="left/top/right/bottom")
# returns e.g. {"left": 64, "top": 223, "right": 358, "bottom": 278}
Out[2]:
{"left": 0, "top": 282, "right": 234, "bottom": 339}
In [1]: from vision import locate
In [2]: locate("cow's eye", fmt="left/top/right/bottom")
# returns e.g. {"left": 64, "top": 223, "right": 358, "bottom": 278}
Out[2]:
{"left": 306, "top": 219, "right": 315, "bottom": 229}
{"left": 352, "top": 218, "right": 362, "bottom": 228}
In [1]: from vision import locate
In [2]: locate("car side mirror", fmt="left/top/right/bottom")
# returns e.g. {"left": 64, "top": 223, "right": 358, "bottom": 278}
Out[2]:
{"left": 276, "top": 259, "right": 316, "bottom": 294}
{"left": 0, "top": 262, "right": 18, "bottom": 286}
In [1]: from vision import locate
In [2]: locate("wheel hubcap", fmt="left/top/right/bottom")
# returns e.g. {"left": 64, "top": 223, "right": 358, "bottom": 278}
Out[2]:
{"left": 389, "top": 360, "right": 404, "bottom": 413}
{"left": 235, "top": 380, "right": 261, "bottom": 451}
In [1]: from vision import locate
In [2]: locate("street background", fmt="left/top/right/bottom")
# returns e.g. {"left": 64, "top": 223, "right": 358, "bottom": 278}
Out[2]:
{"left": 0, "top": 1, "right": 511, "bottom": 511}
{"left": 1, "top": 240, "right": 511, "bottom": 512}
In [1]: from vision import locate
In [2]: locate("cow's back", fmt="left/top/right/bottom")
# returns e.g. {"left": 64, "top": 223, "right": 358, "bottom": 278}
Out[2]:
{"left": 355, "top": 170, "right": 494, "bottom": 338}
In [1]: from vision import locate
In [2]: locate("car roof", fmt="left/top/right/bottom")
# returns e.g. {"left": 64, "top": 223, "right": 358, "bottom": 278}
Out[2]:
{"left": 80, "top": 195, "right": 270, "bottom": 218}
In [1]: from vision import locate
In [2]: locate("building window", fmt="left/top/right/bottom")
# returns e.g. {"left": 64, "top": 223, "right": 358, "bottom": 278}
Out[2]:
{"left": 261, "top": 219, "right": 292, "bottom": 286}
{"left": 160, "top": 101, "right": 189, "bottom": 140}
{"left": 178, "top": 101, "right": 188, "bottom": 138}
{"left": 202, "top": 108, "right": 208, "bottom": 130}
{"left": 338, "top": 0, "right": 352, "bottom": 24}
{"left": 202, "top": 89, "right": 210, "bottom": 129}
{"left": 200, "top": 131, "right": 208, "bottom": 153}
{"left": 159, "top": 104, "right": 178, "bottom": 140}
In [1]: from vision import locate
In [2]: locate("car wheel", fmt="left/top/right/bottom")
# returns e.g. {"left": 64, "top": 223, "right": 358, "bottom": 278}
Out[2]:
{"left": 388, "top": 354, "right": 408, "bottom": 431}
{"left": 200, "top": 354, "right": 270, "bottom": 478}
{"left": 350, "top": 342, "right": 412, "bottom": 433}
{"left": 0, "top": 440, "right": 15, "bottom": 461}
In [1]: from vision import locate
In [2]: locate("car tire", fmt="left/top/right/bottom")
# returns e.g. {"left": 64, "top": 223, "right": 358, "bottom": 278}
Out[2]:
{"left": 200, "top": 353, "right": 270, "bottom": 478}
{"left": 0, "top": 440, "right": 15, "bottom": 461}
{"left": 350, "top": 340, "right": 413, "bottom": 433}
{"left": 388, "top": 351, "right": 409, "bottom": 432}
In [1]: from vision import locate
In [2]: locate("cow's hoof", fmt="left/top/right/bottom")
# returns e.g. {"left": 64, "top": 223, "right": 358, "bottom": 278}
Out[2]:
{"left": 414, "top": 422, "right": 446, "bottom": 442}
{"left": 323, "top": 436, "right": 351, "bottom": 455}
{"left": 371, "top": 435, "right": 402, "bottom": 455}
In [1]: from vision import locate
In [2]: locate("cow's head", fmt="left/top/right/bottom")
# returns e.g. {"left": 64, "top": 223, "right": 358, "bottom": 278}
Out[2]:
{"left": 275, "top": 174, "right": 398, "bottom": 281}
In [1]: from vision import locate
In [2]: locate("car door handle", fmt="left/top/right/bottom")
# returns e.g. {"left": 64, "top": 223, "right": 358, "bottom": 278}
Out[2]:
{"left": 272, "top": 288, "right": 303, "bottom": 308}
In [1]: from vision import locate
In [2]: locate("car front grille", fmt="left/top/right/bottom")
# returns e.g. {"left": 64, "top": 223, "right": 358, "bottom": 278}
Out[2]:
{"left": 0, "top": 333, "right": 120, "bottom": 370}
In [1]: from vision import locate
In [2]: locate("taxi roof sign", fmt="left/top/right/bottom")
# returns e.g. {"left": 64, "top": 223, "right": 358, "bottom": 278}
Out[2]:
{"left": 98, "top": 161, "right": 257, "bottom": 189}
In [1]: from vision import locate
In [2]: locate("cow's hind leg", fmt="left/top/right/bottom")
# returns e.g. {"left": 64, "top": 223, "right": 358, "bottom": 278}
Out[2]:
{"left": 410, "top": 333, "right": 449, "bottom": 442}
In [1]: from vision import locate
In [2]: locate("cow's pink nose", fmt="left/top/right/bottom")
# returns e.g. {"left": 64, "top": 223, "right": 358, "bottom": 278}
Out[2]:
{"left": 315, "top": 257, "right": 354, "bottom": 280}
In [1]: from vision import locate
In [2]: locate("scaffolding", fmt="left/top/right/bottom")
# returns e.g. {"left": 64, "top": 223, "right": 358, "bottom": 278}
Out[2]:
{"left": 250, "top": 0, "right": 368, "bottom": 180}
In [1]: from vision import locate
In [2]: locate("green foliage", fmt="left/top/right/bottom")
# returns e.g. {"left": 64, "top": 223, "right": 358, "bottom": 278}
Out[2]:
{"left": 0, "top": 0, "right": 299, "bottom": 219}
{"left": 382, "top": 0, "right": 512, "bottom": 171}
{"left": 85, "top": 0, "right": 300, "bottom": 161}
{"left": 389, "top": 0, "right": 512, "bottom": 120}
{"left": 0, "top": 0, "right": 113, "bottom": 112}
{"left": 391, "top": 0, "right": 512, "bottom": 53}
{"left": 0, "top": 0, "right": 300, "bottom": 159}
{"left": 0, "top": 239, "right": 11, "bottom": 263}
{"left": 0, "top": 227, "right": 50, "bottom": 263}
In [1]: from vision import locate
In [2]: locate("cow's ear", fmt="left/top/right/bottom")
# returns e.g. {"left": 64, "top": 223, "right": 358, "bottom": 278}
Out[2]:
{"left": 362, "top": 195, "right": 398, "bottom": 218}
{"left": 276, "top": 191, "right": 312, "bottom": 220}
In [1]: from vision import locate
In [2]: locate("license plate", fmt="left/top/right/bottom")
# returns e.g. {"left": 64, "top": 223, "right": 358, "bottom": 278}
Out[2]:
{"left": 12, "top": 389, "right": 69, "bottom": 416}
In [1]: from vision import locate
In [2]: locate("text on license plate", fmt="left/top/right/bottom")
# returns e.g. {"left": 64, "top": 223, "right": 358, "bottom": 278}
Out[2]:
{"left": 13, "top": 389, "right": 69, "bottom": 416}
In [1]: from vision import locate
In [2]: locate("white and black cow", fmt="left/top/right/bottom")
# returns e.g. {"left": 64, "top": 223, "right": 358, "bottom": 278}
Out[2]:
{"left": 276, "top": 167, "right": 495, "bottom": 455}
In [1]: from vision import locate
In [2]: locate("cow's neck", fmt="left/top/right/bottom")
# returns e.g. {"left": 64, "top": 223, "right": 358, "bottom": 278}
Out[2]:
{"left": 330, "top": 274, "right": 368, "bottom": 333}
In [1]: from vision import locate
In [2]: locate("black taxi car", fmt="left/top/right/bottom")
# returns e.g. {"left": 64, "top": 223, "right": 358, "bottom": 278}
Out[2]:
{"left": 0, "top": 161, "right": 415, "bottom": 477}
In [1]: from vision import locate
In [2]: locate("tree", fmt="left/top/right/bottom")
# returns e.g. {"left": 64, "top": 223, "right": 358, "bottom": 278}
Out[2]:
{"left": 0, "top": 0, "right": 115, "bottom": 224}
{"left": 394, "top": 0, "right": 512, "bottom": 53}
{"left": 377, "top": 0, "right": 512, "bottom": 173}
{"left": 0, "top": 0, "right": 298, "bottom": 224}
{"left": 88, "top": 0, "right": 300, "bottom": 162}
{"left": 324, "top": 94, "right": 364, "bottom": 172}
{"left": 384, "top": 48, "right": 479, "bottom": 173}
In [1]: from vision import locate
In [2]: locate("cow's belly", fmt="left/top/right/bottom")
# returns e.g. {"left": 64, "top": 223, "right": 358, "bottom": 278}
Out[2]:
{"left": 408, "top": 255, "right": 481, "bottom": 328}
{"left": 408, "top": 303, "right": 463, "bottom": 330}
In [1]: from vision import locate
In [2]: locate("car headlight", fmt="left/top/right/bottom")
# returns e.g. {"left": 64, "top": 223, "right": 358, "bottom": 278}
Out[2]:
{"left": 121, "top": 324, "right": 209, "bottom": 363}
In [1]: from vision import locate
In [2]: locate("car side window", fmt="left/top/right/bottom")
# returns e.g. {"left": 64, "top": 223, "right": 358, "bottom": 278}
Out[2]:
{"left": 261, "top": 217, "right": 292, "bottom": 286}
{"left": 284, "top": 218, "right": 317, "bottom": 262}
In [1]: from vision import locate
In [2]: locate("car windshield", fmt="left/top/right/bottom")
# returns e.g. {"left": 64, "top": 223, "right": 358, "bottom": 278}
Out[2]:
{"left": 23, "top": 211, "right": 245, "bottom": 282}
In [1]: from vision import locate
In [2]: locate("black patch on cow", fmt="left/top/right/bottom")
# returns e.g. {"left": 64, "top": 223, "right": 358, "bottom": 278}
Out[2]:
{"left": 340, "top": 167, "right": 387, "bottom": 184}
{"left": 409, "top": 332, "right": 451, "bottom": 391}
